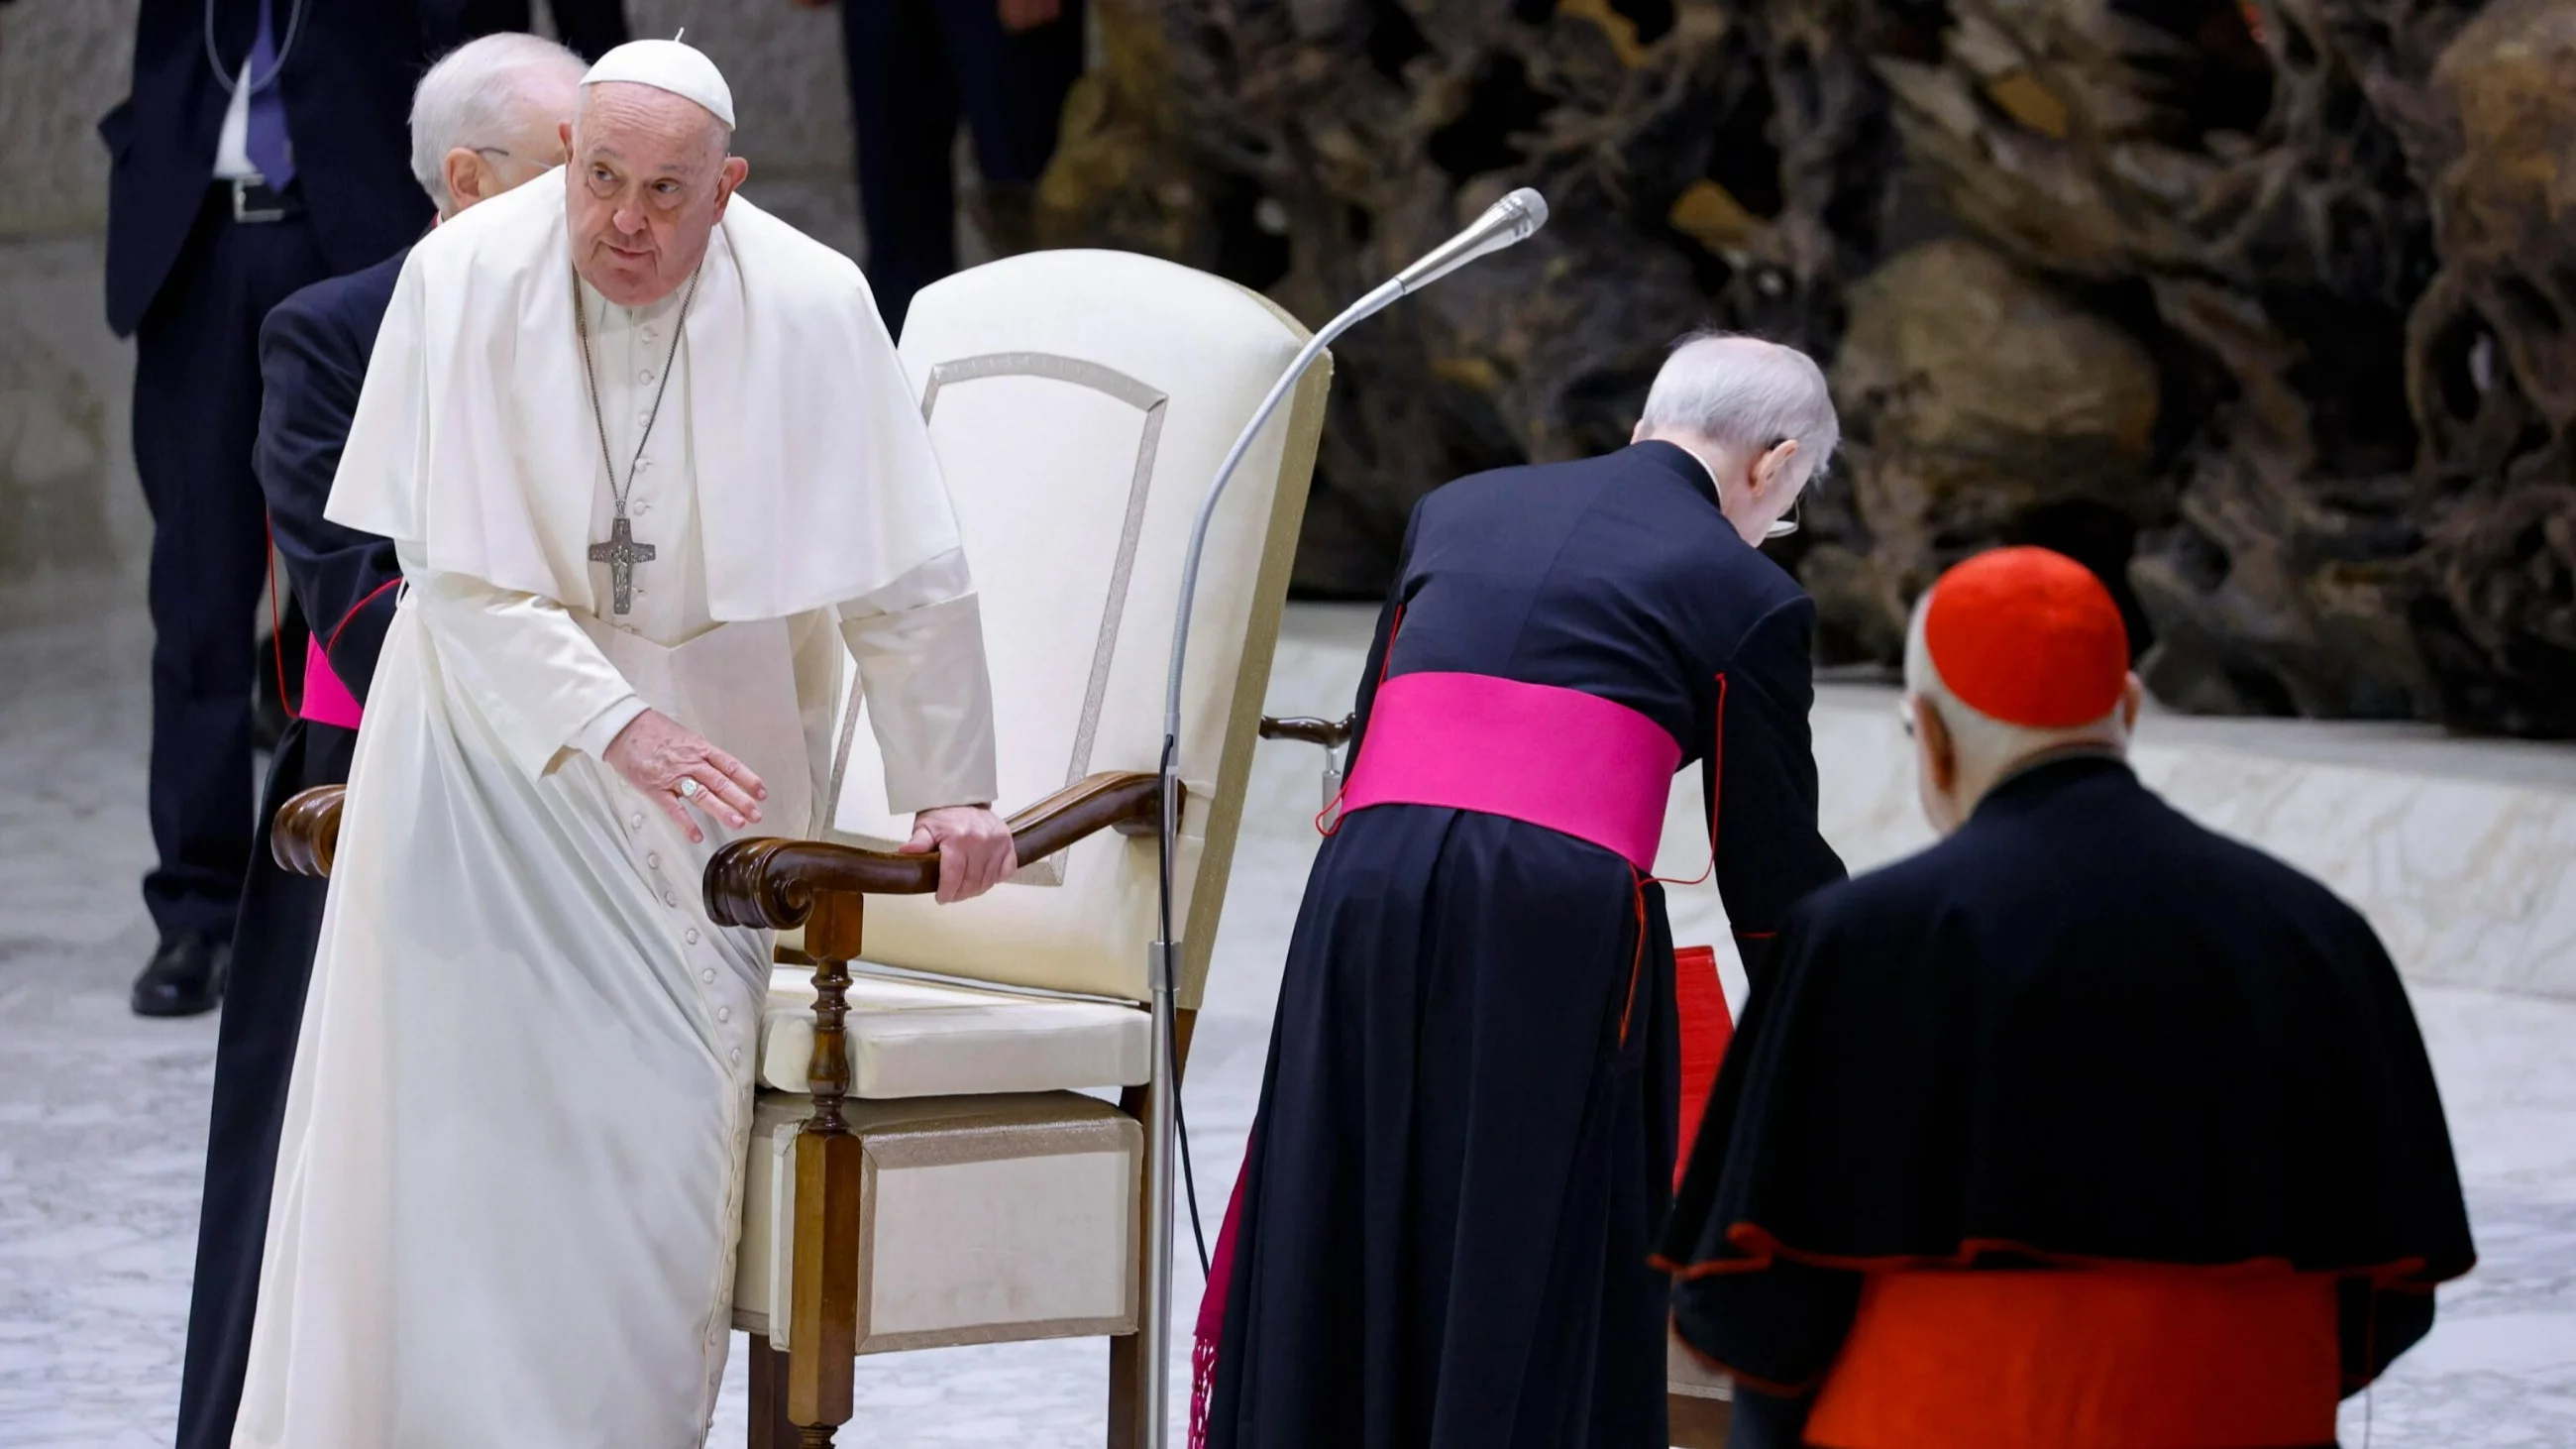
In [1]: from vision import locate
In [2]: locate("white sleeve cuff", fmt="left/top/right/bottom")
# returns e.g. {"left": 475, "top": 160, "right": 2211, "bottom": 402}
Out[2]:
{"left": 568, "top": 694, "right": 650, "bottom": 761}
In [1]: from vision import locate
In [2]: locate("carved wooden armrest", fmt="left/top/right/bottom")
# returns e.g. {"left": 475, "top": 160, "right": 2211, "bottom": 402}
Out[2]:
{"left": 703, "top": 770, "right": 1177, "bottom": 930}
{"left": 1258, "top": 714, "right": 1353, "bottom": 749}
{"left": 271, "top": 785, "right": 348, "bottom": 878}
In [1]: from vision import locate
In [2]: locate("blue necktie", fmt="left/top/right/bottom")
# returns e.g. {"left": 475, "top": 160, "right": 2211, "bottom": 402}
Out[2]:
{"left": 244, "top": 0, "right": 295, "bottom": 188}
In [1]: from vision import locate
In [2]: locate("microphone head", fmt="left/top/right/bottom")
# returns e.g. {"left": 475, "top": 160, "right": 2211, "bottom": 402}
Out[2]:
{"left": 1494, "top": 186, "right": 1550, "bottom": 239}
{"left": 1393, "top": 186, "right": 1555, "bottom": 295}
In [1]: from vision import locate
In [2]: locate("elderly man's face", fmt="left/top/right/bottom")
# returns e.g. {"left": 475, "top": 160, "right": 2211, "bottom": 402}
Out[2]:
{"left": 563, "top": 82, "right": 749, "bottom": 307}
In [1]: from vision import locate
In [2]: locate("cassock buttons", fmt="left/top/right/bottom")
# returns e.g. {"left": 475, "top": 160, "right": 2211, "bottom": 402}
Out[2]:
{"left": 629, "top": 813, "right": 644, "bottom": 831}
{"left": 640, "top": 369, "right": 656, "bottom": 384}
{"left": 664, "top": 889, "right": 679, "bottom": 907}
{"left": 687, "top": 928, "right": 701, "bottom": 945}
{"left": 717, "top": 1006, "right": 732, "bottom": 1024}
{"left": 648, "top": 852, "right": 661, "bottom": 869}
{"left": 700, "top": 968, "right": 715, "bottom": 984}
{"left": 731, "top": 1048, "right": 741, "bottom": 1063}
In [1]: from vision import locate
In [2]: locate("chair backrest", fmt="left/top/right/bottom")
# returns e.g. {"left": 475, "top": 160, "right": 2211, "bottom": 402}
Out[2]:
{"left": 821, "top": 250, "right": 1328, "bottom": 1007}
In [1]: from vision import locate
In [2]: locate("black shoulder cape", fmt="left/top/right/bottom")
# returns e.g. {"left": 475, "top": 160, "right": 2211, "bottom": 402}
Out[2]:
{"left": 1658, "top": 758, "right": 2474, "bottom": 1396}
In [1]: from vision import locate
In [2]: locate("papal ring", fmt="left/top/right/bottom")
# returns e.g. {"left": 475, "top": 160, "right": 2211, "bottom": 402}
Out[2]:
{"left": 677, "top": 778, "right": 702, "bottom": 800}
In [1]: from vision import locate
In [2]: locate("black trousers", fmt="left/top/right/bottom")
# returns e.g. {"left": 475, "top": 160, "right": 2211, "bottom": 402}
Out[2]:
{"left": 174, "top": 719, "right": 357, "bottom": 1449}
{"left": 131, "top": 191, "right": 331, "bottom": 939}
{"left": 838, "top": 0, "right": 1086, "bottom": 334}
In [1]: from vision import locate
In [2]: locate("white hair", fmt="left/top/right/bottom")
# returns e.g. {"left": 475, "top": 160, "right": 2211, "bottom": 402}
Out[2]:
{"left": 409, "top": 33, "right": 588, "bottom": 212}
{"left": 1639, "top": 331, "right": 1841, "bottom": 470}
{"left": 1903, "top": 590, "right": 2128, "bottom": 779}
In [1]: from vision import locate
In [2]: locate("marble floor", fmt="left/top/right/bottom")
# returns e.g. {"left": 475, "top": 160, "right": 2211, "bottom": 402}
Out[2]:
{"left": 4, "top": 603, "right": 2574, "bottom": 1446}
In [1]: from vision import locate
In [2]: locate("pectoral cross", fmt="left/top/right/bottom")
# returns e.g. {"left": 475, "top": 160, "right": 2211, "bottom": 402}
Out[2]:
{"left": 589, "top": 514, "right": 656, "bottom": 615}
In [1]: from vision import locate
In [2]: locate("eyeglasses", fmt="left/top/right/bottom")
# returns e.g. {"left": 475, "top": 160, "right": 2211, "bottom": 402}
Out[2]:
{"left": 474, "top": 146, "right": 556, "bottom": 172}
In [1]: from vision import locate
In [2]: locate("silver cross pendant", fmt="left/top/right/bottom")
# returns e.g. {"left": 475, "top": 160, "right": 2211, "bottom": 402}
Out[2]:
{"left": 588, "top": 513, "right": 657, "bottom": 615}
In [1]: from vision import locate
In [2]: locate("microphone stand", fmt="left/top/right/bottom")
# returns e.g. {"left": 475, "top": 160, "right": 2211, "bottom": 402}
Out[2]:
{"left": 1140, "top": 186, "right": 1550, "bottom": 1448}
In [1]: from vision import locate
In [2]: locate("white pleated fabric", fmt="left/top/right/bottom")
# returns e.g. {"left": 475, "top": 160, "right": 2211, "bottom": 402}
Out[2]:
{"left": 234, "top": 188, "right": 997, "bottom": 1446}
{"left": 234, "top": 584, "right": 788, "bottom": 1448}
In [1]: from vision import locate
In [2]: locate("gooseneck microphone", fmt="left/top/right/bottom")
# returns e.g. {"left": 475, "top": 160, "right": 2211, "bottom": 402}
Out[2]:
{"left": 1393, "top": 187, "right": 1552, "bottom": 295}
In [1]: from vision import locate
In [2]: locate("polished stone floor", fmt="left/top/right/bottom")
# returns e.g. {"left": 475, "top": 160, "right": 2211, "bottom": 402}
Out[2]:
{"left": 3, "top": 603, "right": 2573, "bottom": 1446}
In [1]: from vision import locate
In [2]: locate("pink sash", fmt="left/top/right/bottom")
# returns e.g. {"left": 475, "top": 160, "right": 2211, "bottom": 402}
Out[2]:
{"left": 1339, "top": 672, "right": 1682, "bottom": 870}
{"left": 301, "top": 636, "right": 364, "bottom": 730}
{"left": 1191, "top": 674, "right": 1689, "bottom": 1446}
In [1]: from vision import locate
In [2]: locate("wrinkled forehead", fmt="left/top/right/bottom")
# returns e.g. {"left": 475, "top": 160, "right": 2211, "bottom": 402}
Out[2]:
{"left": 576, "top": 81, "right": 729, "bottom": 168}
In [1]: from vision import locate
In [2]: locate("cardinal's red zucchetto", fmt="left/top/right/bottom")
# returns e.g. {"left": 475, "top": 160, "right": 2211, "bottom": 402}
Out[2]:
{"left": 1923, "top": 547, "right": 2130, "bottom": 728}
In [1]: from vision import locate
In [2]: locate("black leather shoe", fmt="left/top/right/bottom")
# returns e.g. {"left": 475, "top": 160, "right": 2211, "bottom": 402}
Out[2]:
{"left": 133, "top": 930, "right": 228, "bottom": 1018}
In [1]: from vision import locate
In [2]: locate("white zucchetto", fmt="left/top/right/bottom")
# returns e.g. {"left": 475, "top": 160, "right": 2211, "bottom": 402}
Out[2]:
{"left": 580, "top": 38, "right": 736, "bottom": 129}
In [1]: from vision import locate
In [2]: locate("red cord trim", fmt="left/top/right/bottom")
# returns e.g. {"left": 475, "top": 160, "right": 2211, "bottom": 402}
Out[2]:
{"left": 1651, "top": 1222, "right": 2463, "bottom": 1288}
{"left": 1619, "top": 867, "right": 1649, "bottom": 1048}
{"left": 323, "top": 576, "right": 402, "bottom": 657}
{"left": 262, "top": 511, "right": 298, "bottom": 724}
{"left": 1619, "top": 673, "right": 1731, "bottom": 1045}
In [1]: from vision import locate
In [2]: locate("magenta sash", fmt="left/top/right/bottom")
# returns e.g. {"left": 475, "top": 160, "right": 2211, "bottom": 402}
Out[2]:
{"left": 1338, "top": 672, "right": 1680, "bottom": 871}
{"left": 301, "top": 635, "right": 364, "bottom": 730}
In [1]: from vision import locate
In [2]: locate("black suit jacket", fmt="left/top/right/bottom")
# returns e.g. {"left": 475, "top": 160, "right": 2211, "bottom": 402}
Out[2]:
{"left": 255, "top": 249, "right": 406, "bottom": 697}
{"left": 1348, "top": 439, "right": 1849, "bottom": 984}
{"left": 99, "top": 0, "right": 627, "bottom": 337}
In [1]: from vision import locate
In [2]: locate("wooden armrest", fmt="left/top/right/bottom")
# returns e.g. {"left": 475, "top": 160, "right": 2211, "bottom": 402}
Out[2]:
{"left": 704, "top": 770, "right": 1177, "bottom": 931}
{"left": 271, "top": 784, "right": 348, "bottom": 878}
{"left": 1259, "top": 714, "right": 1353, "bottom": 749}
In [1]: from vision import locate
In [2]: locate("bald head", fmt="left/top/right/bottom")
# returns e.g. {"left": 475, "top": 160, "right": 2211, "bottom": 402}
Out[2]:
{"left": 410, "top": 33, "right": 588, "bottom": 217}
{"left": 1634, "top": 331, "right": 1839, "bottom": 547}
{"left": 563, "top": 81, "right": 750, "bottom": 307}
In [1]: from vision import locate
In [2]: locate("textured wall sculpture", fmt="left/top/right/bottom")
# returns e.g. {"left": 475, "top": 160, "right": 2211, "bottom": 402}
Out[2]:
{"left": 1039, "top": 0, "right": 2576, "bottom": 733}
{"left": 3, "top": 0, "right": 2561, "bottom": 724}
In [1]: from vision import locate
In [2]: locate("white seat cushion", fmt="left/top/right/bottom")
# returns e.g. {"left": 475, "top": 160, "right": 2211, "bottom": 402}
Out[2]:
{"left": 759, "top": 966, "right": 1151, "bottom": 1098}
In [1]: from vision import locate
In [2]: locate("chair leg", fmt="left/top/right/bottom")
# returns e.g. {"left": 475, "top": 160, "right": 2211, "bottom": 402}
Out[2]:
{"left": 1106, "top": 1332, "right": 1144, "bottom": 1449}
{"left": 1667, "top": 1391, "right": 1733, "bottom": 1448}
{"left": 748, "top": 1335, "right": 804, "bottom": 1449}
{"left": 786, "top": 895, "right": 869, "bottom": 1449}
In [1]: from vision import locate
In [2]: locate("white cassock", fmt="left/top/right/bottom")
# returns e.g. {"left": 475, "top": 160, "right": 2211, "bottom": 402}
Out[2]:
{"left": 233, "top": 175, "right": 997, "bottom": 1448}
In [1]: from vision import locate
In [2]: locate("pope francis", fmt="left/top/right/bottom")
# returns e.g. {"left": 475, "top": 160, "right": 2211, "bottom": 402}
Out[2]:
{"left": 233, "top": 40, "right": 1014, "bottom": 1448}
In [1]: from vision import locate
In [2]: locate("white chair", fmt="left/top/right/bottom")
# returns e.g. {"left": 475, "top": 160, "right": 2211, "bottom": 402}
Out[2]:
{"left": 705, "top": 248, "right": 1329, "bottom": 1446}
{"left": 274, "top": 247, "right": 1325, "bottom": 1447}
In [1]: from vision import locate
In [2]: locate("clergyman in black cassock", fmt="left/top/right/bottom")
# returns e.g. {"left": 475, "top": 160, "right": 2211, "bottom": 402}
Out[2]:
{"left": 175, "top": 36, "right": 602, "bottom": 1443}
{"left": 1659, "top": 548, "right": 2474, "bottom": 1449}
{"left": 171, "top": 244, "right": 405, "bottom": 1449}
{"left": 1207, "top": 336, "right": 1849, "bottom": 1449}
{"left": 106, "top": 0, "right": 628, "bottom": 1016}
